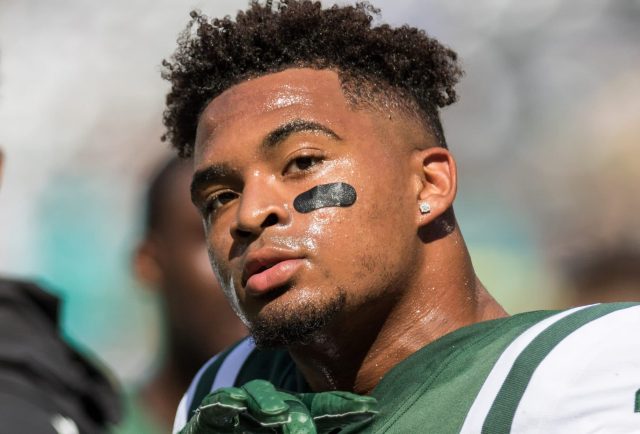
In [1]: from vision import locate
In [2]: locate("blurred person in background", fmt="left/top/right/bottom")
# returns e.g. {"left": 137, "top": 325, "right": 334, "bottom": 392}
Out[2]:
{"left": 116, "top": 156, "right": 247, "bottom": 433}
{"left": 561, "top": 243, "right": 640, "bottom": 307}
{"left": 0, "top": 152, "right": 121, "bottom": 433}
{"left": 535, "top": 74, "right": 640, "bottom": 309}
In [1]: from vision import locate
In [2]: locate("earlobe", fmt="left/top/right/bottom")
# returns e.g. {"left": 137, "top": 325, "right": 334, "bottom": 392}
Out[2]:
{"left": 413, "top": 147, "right": 457, "bottom": 227}
{"left": 132, "top": 238, "right": 164, "bottom": 289}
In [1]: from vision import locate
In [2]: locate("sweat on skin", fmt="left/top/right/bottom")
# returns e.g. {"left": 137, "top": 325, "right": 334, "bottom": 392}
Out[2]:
{"left": 189, "top": 68, "right": 506, "bottom": 395}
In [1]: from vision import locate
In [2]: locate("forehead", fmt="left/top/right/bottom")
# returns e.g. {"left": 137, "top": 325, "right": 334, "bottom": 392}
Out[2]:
{"left": 194, "top": 69, "right": 354, "bottom": 162}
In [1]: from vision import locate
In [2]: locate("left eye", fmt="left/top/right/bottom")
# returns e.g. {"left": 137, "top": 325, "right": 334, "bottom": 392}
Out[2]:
{"left": 285, "top": 156, "right": 322, "bottom": 175}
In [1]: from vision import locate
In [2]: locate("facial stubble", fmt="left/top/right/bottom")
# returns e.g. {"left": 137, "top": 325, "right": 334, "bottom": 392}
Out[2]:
{"left": 248, "top": 284, "right": 347, "bottom": 349}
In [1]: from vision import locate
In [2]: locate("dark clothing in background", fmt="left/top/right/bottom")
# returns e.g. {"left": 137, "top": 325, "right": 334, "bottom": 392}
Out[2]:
{"left": 0, "top": 278, "right": 121, "bottom": 433}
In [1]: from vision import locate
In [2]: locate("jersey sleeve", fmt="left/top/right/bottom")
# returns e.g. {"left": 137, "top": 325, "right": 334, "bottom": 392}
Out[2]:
{"left": 510, "top": 303, "right": 640, "bottom": 433}
{"left": 462, "top": 302, "right": 640, "bottom": 434}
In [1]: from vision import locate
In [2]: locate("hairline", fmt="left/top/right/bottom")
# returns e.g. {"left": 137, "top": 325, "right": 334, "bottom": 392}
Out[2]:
{"left": 190, "top": 65, "right": 445, "bottom": 158}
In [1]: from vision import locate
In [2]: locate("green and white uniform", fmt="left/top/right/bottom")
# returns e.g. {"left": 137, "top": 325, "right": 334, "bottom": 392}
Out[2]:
{"left": 173, "top": 303, "right": 640, "bottom": 433}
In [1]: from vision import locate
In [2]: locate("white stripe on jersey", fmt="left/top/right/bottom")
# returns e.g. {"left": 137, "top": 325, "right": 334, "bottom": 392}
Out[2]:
{"left": 172, "top": 394, "right": 189, "bottom": 434}
{"left": 211, "top": 338, "right": 256, "bottom": 392}
{"left": 511, "top": 304, "right": 640, "bottom": 434}
{"left": 459, "top": 305, "right": 589, "bottom": 434}
{"left": 172, "top": 338, "right": 256, "bottom": 434}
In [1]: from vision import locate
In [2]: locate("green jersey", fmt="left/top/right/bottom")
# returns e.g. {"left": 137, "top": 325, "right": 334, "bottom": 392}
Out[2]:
{"left": 173, "top": 303, "right": 640, "bottom": 433}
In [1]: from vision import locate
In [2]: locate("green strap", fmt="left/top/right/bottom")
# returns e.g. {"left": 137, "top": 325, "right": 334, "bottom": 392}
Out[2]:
{"left": 635, "top": 389, "right": 640, "bottom": 413}
{"left": 482, "top": 302, "right": 638, "bottom": 434}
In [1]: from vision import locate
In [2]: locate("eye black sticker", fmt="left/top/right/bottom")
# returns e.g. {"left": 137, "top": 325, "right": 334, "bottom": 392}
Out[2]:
{"left": 293, "top": 182, "right": 357, "bottom": 213}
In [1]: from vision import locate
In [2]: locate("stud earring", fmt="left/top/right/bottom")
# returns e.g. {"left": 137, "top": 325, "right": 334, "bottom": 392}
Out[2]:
{"left": 419, "top": 202, "right": 431, "bottom": 214}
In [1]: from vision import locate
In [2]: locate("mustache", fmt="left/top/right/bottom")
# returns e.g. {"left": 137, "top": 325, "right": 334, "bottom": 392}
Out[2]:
{"left": 229, "top": 234, "right": 314, "bottom": 262}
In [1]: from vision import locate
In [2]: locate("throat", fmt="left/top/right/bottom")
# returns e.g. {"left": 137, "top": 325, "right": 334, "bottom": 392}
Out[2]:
{"left": 286, "top": 281, "right": 507, "bottom": 395}
{"left": 286, "top": 302, "right": 422, "bottom": 395}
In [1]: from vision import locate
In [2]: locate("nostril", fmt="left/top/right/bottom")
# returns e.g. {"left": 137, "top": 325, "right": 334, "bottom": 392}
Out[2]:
{"left": 235, "top": 228, "right": 252, "bottom": 238}
{"left": 261, "top": 213, "right": 279, "bottom": 228}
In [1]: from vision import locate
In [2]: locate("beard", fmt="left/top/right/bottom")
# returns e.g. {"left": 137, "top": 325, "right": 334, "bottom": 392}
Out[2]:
{"left": 248, "top": 286, "right": 347, "bottom": 349}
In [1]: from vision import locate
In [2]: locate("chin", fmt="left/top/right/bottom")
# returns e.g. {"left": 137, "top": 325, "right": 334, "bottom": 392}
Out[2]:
{"left": 247, "top": 286, "right": 346, "bottom": 349}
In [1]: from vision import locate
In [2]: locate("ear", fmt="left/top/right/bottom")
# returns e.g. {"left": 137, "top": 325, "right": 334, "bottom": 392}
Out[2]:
{"left": 412, "top": 146, "right": 457, "bottom": 227}
{"left": 132, "top": 236, "right": 164, "bottom": 290}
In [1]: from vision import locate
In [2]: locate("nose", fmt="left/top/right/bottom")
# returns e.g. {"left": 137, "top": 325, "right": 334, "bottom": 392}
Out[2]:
{"left": 230, "top": 177, "right": 290, "bottom": 240}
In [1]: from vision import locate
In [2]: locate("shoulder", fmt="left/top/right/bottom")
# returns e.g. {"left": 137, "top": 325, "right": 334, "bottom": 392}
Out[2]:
{"left": 509, "top": 302, "right": 640, "bottom": 433}
{"left": 360, "top": 308, "right": 563, "bottom": 433}
{"left": 0, "top": 278, "right": 121, "bottom": 432}
{"left": 366, "top": 303, "right": 640, "bottom": 434}
{"left": 172, "top": 337, "right": 303, "bottom": 434}
{"left": 462, "top": 302, "right": 640, "bottom": 433}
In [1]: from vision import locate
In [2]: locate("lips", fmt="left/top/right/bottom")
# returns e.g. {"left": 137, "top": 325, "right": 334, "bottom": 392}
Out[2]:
{"left": 242, "top": 249, "right": 304, "bottom": 296}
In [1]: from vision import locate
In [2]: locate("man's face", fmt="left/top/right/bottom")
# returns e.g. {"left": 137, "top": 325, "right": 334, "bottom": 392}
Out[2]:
{"left": 192, "top": 68, "right": 426, "bottom": 347}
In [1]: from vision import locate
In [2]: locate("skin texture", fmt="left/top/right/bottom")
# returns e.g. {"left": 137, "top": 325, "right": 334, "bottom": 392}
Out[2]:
{"left": 133, "top": 161, "right": 247, "bottom": 429}
{"left": 191, "top": 68, "right": 507, "bottom": 395}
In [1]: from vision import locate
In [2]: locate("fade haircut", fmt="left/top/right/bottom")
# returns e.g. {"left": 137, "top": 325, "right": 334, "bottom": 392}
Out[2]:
{"left": 162, "top": 0, "right": 463, "bottom": 158}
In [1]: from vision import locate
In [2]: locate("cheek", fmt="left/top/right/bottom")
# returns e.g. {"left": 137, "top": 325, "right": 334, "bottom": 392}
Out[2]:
{"left": 313, "top": 177, "right": 411, "bottom": 273}
{"left": 205, "top": 226, "right": 249, "bottom": 324}
{"left": 295, "top": 167, "right": 408, "bottom": 249}
{"left": 297, "top": 206, "right": 370, "bottom": 277}
{"left": 204, "top": 224, "right": 233, "bottom": 283}
{"left": 296, "top": 208, "right": 338, "bottom": 253}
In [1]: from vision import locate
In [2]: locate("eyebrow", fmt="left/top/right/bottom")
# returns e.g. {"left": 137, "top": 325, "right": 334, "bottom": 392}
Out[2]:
{"left": 190, "top": 119, "right": 342, "bottom": 201}
{"left": 190, "top": 164, "right": 234, "bottom": 204}
{"left": 261, "top": 119, "right": 342, "bottom": 151}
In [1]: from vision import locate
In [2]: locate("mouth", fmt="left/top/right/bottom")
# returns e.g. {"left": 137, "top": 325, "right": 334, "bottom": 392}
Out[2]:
{"left": 242, "top": 250, "right": 305, "bottom": 296}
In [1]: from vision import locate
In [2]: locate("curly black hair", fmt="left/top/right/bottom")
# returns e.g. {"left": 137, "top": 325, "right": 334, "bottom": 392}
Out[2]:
{"left": 162, "top": 0, "right": 463, "bottom": 158}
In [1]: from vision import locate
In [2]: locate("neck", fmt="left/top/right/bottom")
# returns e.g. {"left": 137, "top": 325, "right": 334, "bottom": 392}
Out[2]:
{"left": 139, "top": 356, "right": 191, "bottom": 430}
{"left": 288, "top": 225, "right": 507, "bottom": 394}
{"left": 139, "top": 325, "right": 220, "bottom": 430}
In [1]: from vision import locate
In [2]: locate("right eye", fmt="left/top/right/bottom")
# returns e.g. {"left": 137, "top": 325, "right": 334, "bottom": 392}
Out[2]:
{"left": 283, "top": 155, "right": 323, "bottom": 176}
{"left": 203, "top": 191, "right": 238, "bottom": 216}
